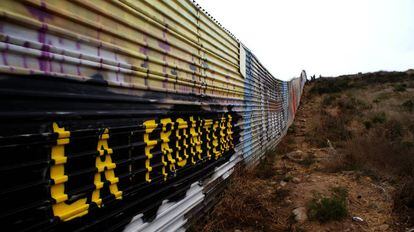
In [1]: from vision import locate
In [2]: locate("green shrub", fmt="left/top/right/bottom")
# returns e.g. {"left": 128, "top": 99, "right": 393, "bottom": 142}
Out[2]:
{"left": 322, "top": 95, "right": 337, "bottom": 106}
{"left": 336, "top": 97, "right": 370, "bottom": 112}
{"left": 363, "top": 120, "right": 372, "bottom": 129}
{"left": 394, "top": 84, "right": 407, "bottom": 92}
{"left": 310, "top": 77, "right": 352, "bottom": 94}
{"left": 371, "top": 112, "right": 387, "bottom": 124}
{"left": 283, "top": 175, "right": 293, "bottom": 182}
{"left": 384, "top": 120, "right": 404, "bottom": 139}
{"left": 373, "top": 93, "right": 390, "bottom": 104}
{"left": 308, "top": 187, "right": 348, "bottom": 222}
{"left": 402, "top": 100, "right": 414, "bottom": 112}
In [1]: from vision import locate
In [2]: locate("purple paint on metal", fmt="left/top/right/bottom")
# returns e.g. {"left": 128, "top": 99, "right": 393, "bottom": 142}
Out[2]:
{"left": 23, "top": 56, "right": 28, "bottom": 68}
{"left": 140, "top": 46, "right": 149, "bottom": 69}
{"left": 158, "top": 41, "right": 171, "bottom": 52}
{"left": 26, "top": 3, "right": 52, "bottom": 22}
{"left": 1, "top": 52, "right": 8, "bottom": 66}
{"left": 159, "top": 30, "right": 170, "bottom": 52}
{"left": 115, "top": 60, "right": 119, "bottom": 82}
{"left": 140, "top": 35, "right": 150, "bottom": 68}
{"left": 60, "top": 59, "right": 64, "bottom": 73}
{"left": 189, "top": 64, "right": 197, "bottom": 71}
{"left": 36, "top": 23, "right": 53, "bottom": 73}
{"left": 139, "top": 46, "right": 148, "bottom": 55}
{"left": 2, "top": 37, "right": 9, "bottom": 66}
{"left": 77, "top": 55, "right": 82, "bottom": 75}
{"left": 39, "top": 44, "right": 51, "bottom": 72}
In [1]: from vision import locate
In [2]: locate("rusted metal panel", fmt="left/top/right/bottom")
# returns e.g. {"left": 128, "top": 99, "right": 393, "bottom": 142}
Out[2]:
{"left": 0, "top": 0, "right": 305, "bottom": 231}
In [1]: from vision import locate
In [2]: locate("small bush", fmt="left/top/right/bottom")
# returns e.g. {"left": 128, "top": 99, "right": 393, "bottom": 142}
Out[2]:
{"left": 363, "top": 120, "right": 372, "bottom": 129}
{"left": 331, "top": 186, "right": 349, "bottom": 199}
{"left": 283, "top": 175, "right": 293, "bottom": 182}
{"left": 394, "top": 84, "right": 407, "bottom": 92}
{"left": 299, "top": 153, "right": 316, "bottom": 167}
{"left": 373, "top": 92, "right": 390, "bottom": 104}
{"left": 310, "top": 77, "right": 352, "bottom": 95}
{"left": 402, "top": 100, "right": 414, "bottom": 112}
{"left": 308, "top": 187, "right": 348, "bottom": 222}
{"left": 336, "top": 96, "right": 370, "bottom": 113}
{"left": 371, "top": 112, "right": 387, "bottom": 124}
{"left": 322, "top": 95, "right": 338, "bottom": 106}
{"left": 383, "top": 120, "right": 404, "bottom": 139}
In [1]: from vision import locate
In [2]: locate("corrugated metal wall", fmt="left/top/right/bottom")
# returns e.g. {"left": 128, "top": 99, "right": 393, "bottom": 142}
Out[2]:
{"left": 0, "top": 0, "right": 306, "bottom": 231}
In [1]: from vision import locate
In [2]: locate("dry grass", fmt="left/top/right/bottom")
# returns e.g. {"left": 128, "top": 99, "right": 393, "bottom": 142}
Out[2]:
{"left": 193, "top": 159, "right": 288, "bottom": 232}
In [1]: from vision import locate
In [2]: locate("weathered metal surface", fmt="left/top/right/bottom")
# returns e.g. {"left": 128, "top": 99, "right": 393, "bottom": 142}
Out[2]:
{"left": 0, "top": 0, "right": 306, "bottom": 231}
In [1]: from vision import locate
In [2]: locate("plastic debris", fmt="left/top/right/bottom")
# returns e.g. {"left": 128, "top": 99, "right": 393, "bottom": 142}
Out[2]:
{"left": 352, "top": 216, "right": 364, "bottom": 222}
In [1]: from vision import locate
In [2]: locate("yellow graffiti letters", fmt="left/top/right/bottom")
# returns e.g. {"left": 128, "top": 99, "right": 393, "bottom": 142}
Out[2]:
{"left": 50, "top": 123, "right": 89, "bottom": 221}
{"left": 143, "top": 120, "right": 158, "bottom": 183}
{"left": 50, "top": 124, "right": 123, "bottom": 221}
{"left": 92, "top": 128, "right": 122, "bottom": 207}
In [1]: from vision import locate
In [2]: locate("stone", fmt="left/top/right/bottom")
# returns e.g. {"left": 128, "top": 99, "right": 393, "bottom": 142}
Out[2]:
{"left": 292, "top": 177, "right": 301, "bottom": 183}
{"left": 378, "top": 224, "right": 389, "bottom": 231}
{"left": 285, "top": 150, "right": 304, "bottom": 162}
{"left": 292, "top": 207, "right": 308, "bottom": 223}
{"left": 280, "top": 181, "right": 287, "bottom": 187}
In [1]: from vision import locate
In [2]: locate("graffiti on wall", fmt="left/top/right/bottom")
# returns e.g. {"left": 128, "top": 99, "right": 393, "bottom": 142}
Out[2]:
{"left": 0, "top": 0, "right": 305, "bottom": 231}
{"left": 49, "top": 113, "right": 236, "bottom": 222}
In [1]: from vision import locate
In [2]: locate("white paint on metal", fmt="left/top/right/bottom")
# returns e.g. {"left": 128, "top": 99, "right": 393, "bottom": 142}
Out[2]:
{"left": 123, "top": 182, "right": 204, "bottom": 232}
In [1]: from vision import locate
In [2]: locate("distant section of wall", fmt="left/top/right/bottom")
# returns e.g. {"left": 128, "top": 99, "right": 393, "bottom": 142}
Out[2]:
{"left": 0, "top": 0, "right": 306, "bottom": 231}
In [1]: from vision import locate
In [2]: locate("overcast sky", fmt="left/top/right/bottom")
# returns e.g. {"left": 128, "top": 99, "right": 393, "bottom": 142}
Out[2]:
{"left": 196, "top": 0, "right": 414, "bottom": 80}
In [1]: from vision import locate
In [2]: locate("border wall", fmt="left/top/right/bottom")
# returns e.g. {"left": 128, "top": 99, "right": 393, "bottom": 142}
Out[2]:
{"left": 0, "top": 1, "right": 306, "bottom": 231}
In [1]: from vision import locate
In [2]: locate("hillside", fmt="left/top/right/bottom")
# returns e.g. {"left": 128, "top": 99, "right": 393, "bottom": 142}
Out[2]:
{"left": 192, "top": 71, "right": 414, "bottom": 232}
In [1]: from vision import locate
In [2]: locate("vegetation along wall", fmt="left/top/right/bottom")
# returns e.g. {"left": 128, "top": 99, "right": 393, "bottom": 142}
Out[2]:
{"left": 0, "top": 0, "right": 306, "bottom": 231}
